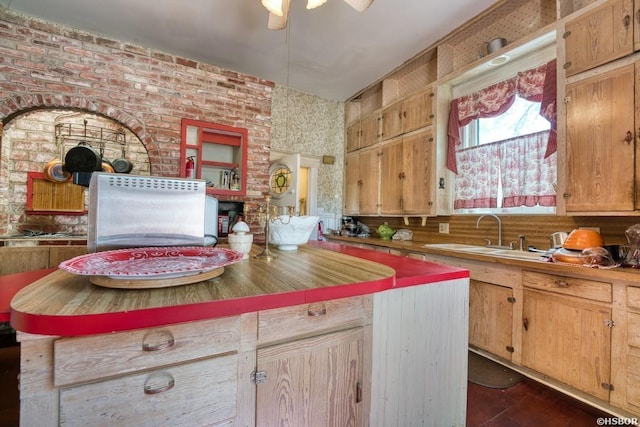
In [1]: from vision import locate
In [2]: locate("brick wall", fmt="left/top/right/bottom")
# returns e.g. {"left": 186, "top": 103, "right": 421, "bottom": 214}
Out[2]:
{"left": 0, "top": 7, "right": 274, "bottom": 235}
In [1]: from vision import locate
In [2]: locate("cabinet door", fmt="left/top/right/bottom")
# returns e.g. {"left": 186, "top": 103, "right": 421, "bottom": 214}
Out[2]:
{"left": 360, "top": 114, "right": 380, "bottom": 149}
{"left": 346, "top": 122, "right": 361, "bottom": 153}
{"left": 402, "top": 89, "right": 434, "bottom": 134}
{"left": 469, "top": 280, "right": 513, "bottom": 361}
{"left": 564, "top": 0, "right": 634, "bottom": 76}
{"left": 344, "top": 152, "right": 361, "bottom": 215}
{"left": 359, "top": 148, "right": 380, "bottom": 215}
{"left": 402, "top": 129, "right": 434, "bottom": 215}
{"left": 256, "top": 328, "right": 365, "bottom": 427}
{"left": 565, "top": 64, "right": 635, "bottom": 212}
{"left": 522, "top": 289, "right": 612, "bottom": 400}
{"left": 379, "top": 139, "right": 403, "bottom": 215}
{"left": 380, "top": 101, "right": 403, "bottom": 141}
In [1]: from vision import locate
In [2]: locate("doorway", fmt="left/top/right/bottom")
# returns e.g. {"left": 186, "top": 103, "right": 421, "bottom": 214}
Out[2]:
{"left": 269, "top": 151, "right": 320, "bottom": 235}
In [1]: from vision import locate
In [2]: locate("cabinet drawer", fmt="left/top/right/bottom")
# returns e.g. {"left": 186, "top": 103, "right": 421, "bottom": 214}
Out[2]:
{"left": 258, "top": 295, "right": 372, "bottom": 345}
{"left": 54, "top": 316, "right": 241, "bottom": 387}
{"left": 628, "top": 286, "right": 640, "bottom": 310}
{"left": 522, "top": 271, "right": 611, "bottom": 303}
{"left": 59, "top": 353, "right": 238, "bottom": 427}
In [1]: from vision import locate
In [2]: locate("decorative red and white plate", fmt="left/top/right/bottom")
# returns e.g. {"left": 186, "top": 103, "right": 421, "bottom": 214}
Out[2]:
{"left": 59, "top": 246, "right": 244, "bottom": 280}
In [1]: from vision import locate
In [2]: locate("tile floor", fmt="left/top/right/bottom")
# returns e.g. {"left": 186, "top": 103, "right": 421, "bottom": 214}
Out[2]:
{"left": 467, "top": 377, "right": 611, "bottom": 426}
{"left": 0, "top": 341, "right": 618, "bottom": 427}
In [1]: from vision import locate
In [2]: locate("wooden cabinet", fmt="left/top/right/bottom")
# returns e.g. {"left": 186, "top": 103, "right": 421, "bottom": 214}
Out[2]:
{"left": 521, "top": 271, "right": 613, "bottom": 401}
{"left": 256, "top": 328, "right": 366, "bottom": 427}
{"left": 59, "top": 354, "right": 238, "bottom": 426}
{"left": 180, "top": 118, "right": 248, "bottom": 196}
{"left": 0, "top": 245, "right": 87, "bottom": 275}
{"left": 564, "top": 63, "right": 637, "bottom": 213}
{"left": 380, "top": 89, "right": 434, "bottom": 141}
{"left": 346, "top": 121, "right": 362, "bottom": 153}
{"left": 346, "top": 114, "right": 381, "bottom": 153}
{"left": 343, "top": 147, "right": 380, "bottom": 216}
{"left": 21, "top": 316, "right": 249, "bottom": 427}
{"left": 256, "top": 296, "right": 372, "bottom": 427}
{"left": 622, "top": 285, "right": 640, "bottom": 413}
{"left": 401, "top": 88, "right": 435, "bottom": 134}
{"left": 563, "top": 0, "right": 634, "bottom": 76}
{"left": 469, "top": 280, "right": 514, "bottom": 361}
{"left": 379, "top": 139, "right": 404, "bottom": 214}
{"left": 379, "top": 130, "right": 435, "bottom": 216}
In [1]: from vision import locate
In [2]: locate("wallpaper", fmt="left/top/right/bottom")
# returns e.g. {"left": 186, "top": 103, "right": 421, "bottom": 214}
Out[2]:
{"left": 270, "top": 85, "right": 345, "bottom": 217}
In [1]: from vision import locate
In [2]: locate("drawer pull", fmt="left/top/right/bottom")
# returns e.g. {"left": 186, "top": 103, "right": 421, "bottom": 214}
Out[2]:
{"left": 554, "top": 280, "right": 569, "bottom": 288}
{"left": 143, "top": 372, "right": 175, "bottom": 395}
{"left": 142, "top": 330, "right": 176, "bottom": 352}
{"left": 307, "top": 303, "right": 327, "bottom": 317}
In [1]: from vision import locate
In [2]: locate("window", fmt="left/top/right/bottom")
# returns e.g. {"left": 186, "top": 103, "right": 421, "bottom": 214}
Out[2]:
{"left": 462, "top": 96, "right": 551, "bottom": 148}
{"left": 447, "top": 59, "right": 557, "bottom": 214}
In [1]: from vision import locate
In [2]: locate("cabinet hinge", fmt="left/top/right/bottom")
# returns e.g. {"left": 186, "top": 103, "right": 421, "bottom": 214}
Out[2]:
{"left": 604, "top": 319, "right": 615, "bottom": 328}
{"left": 506, "top": 345, "right": 515, "bottom": 353}
{"left": 251, "top": 370, "right": 267, "bottom": 384}
{"left": 601, "top": 382, "right": 615, "bottom": 391}
{"left": 507, "top": 296, "right": 516, "bottom": 304}
{"left": 563, "top": 96, "right": 571, "bottom": 104}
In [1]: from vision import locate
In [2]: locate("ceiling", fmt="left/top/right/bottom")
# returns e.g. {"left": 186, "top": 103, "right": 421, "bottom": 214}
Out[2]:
{"left": 1, "top": 0, "right": 498, "bottom": 101}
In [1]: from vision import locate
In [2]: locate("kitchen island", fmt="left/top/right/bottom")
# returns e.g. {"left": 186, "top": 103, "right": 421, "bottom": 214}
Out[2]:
{"left": 11, "top": 241, "right": 470, "bottom": 426}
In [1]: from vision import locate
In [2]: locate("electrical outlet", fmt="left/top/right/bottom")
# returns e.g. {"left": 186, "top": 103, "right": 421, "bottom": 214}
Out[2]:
{"left": 439, "top": 223, "right": 449, "bottom": 234}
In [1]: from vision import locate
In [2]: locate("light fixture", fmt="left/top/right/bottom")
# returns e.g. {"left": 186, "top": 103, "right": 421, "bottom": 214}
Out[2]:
{"left": 262, "top": 0, "right": 284, "bottom": 16}
{"left": 263, "top": 0, "right": 373, "bottom": 30}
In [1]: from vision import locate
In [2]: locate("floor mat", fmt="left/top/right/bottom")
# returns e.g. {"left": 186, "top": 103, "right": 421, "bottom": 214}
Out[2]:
{"left": 468, "top": 351, "right": 524, "bottom": 389}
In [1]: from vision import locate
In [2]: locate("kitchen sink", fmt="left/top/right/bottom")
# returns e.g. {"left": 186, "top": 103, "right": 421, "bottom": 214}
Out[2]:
{"left": 422, "top": 243, "right": 544, "bottom": 261}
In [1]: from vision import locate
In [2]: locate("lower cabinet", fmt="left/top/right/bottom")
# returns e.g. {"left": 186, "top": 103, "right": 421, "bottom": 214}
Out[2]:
{"left": 619, "top": 285, "right": 640, "bottom": 414}
{"left": 18, "top": 279, "right": 471, "bottom": 425}
{"left": 59, "top": 354, "right": 238, "bottom": 426}
{"left": 256, "top": 327, "right": 366, "bottom": 427}
{"left": 469, "top": 280, "right": 514, "bottom": 361}
{"left": 255, "top": 296, "right": 372, "bottom": 427}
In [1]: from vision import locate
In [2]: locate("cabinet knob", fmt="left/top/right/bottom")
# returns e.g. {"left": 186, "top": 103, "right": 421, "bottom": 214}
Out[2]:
{"left": 523, "top": 317, "right": 529, "bottom": 331}
{"left": 307, "top": 303, "right": 327, "bottom": 317}
{"left": 624, "top": 14, "right": 631, "bottom": 29}
{"left": 142, "top": 329, "right": 176, "bottom": 352}
{"left": 143, "top": 371, "right": 175, "bottom": 395}
{"left": 625, "top": 130, "right": 633, "bottom": 144}
{"left": 554, "top": 280, "right": 569, "bottom": 287}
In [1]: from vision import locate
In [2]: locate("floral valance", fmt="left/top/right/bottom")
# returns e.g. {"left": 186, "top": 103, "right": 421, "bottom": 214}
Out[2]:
{"left": 446, "top": 59, "right": 557, "bottom": 174}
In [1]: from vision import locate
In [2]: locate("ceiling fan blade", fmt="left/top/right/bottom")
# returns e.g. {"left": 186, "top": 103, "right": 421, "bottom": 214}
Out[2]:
{"left": 267, "top": 0, "right": 290, "bottom": 30}
{"left": 343, "top": 0, "right": 373, "bottom": 12}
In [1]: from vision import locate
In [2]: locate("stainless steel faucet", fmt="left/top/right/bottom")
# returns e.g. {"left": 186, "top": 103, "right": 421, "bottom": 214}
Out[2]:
{"left": 476, "top": 214, "right": 502, "bottom": 247}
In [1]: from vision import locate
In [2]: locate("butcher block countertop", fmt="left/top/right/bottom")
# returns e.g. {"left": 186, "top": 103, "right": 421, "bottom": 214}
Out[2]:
{"left": 9, "top": 241, "right": 468, "bottom": 336}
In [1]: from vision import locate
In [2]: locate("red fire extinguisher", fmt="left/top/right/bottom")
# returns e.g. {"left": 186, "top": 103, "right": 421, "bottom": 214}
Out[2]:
{"left": 186, "top": 156, "right": 195, "bottom": 178}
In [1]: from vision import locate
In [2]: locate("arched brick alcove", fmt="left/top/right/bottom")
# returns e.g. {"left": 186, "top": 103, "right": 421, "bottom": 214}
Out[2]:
{"left": 1, "top": 94, "right": 163, "bottom": 173}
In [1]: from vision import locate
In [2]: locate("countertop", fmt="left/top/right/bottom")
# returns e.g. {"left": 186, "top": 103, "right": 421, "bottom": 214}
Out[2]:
{"left": 9, "top": 241, "right": 468, "bottom": 336}
{"left": 326, "top": 235, "right": 640, "bottom": 282}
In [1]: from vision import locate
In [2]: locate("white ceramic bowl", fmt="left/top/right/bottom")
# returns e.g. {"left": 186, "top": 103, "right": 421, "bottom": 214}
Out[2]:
{"left": 268, "top": 215, "right": 319, "bottom": 251}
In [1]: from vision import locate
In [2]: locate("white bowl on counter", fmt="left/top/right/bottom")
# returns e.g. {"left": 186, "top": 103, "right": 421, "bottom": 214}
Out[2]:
{"left": 268, "top": 215, "right": 319, "bottom": 251}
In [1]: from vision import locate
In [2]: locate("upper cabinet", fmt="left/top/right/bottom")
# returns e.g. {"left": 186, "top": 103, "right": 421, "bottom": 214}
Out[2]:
{"left": 563, "top": 0, "right": 635, "bottom": 76}
{"left": 564, "top": 63, "right": 637, "bottom": 213}
{"left": 380, "top": 89, "right": 435, "bottom": 141}
{"left": 180, "top": 119, "right": 248, "bottom": 197}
